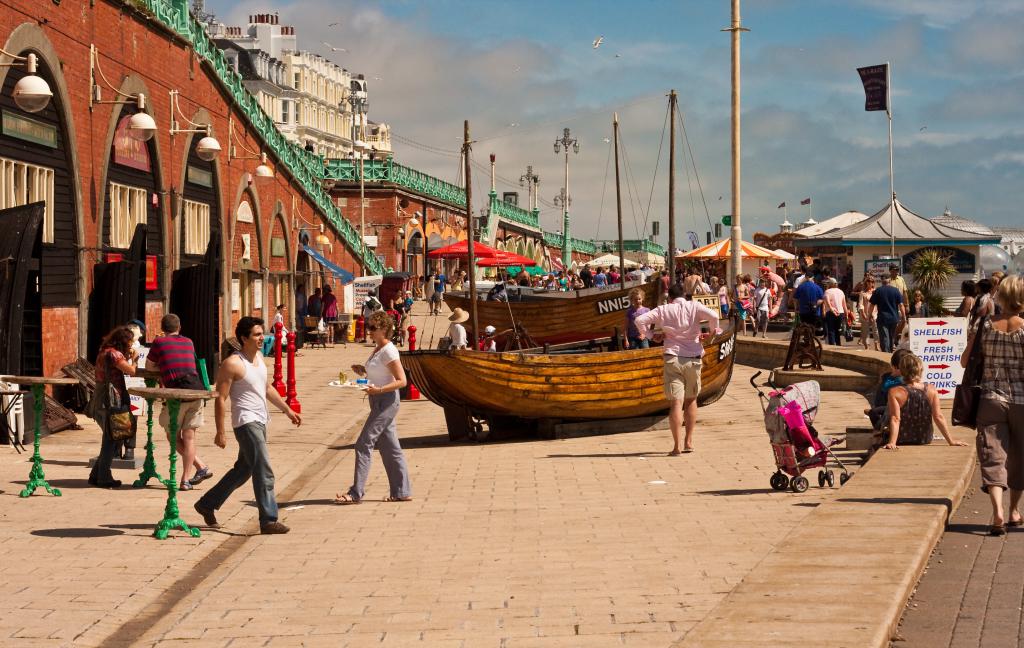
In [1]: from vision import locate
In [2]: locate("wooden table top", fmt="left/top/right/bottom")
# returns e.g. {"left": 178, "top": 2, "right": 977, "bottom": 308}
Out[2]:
{"left": 1, "top": 376, "right": 81, "bottom": 386}
{"left": 0, "top": 389, "right": 29, "bottom": 395}
{"left": 127, "top": 387, "right": 215, "bottom": 402}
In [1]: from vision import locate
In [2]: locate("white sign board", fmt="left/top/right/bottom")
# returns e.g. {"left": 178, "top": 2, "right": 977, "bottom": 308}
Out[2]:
{"left": 864, "top": 257, "right": 901, "bottom": 280}
{"left": 353, "top": 275, "right": 383, "bottom": 312}
{"left": 126, "top": 346, "right": 150, "bottom": 417}
{"left": 908, "top": 316, "right": 968, "bottom": 399}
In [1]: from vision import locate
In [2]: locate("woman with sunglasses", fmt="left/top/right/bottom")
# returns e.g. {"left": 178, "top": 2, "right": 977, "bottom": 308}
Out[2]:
{"left": 336, "top": 310, "right": 412, "bottom": 504}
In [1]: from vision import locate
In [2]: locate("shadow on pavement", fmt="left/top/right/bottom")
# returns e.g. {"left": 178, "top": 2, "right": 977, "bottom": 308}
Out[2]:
{"left": 946, "top": 522, "right": 996, "bottom": 536}
{"left": 42, "top": 459, "right": 91, "bottom": 467}
{"left": 545, "top": 452, "right": 668, "bottom": 459}
{"left": 697, "top": 488, "right": 778, "bottom": 496}
{"left": 31, "top": 527, "right": 124, "bottom": 538}
{"left": 13, "top": 478, "right": 94, "bottom": 490}
{"left": 837, "top": 496, "right": 953, "bottom": 513}
{"left": 279, "top": 498, "right": 337, "bottom": 507}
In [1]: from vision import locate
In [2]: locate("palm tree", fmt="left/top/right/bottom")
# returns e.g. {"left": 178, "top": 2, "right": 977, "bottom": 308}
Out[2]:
{"left": 909, "top": 249, "right": 956, "bottom": 315}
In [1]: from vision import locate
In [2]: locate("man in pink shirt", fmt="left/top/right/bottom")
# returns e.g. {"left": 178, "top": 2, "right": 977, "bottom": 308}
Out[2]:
{"left": 636, "top": 284, "right": 720, "bottom": 455}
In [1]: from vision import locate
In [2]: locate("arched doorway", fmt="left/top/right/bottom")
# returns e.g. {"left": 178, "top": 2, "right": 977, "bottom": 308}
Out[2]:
{"left": 169, "top": 132, "right": 223, "bottom": 373}
{"left": 230, "top": 193, "right": 264, "bottom": 326}
{"left": 268, "top": 209, "right": 293, "bottom": 326}
{"left": 0, "top": 45, "right": 79, "bottom": 376}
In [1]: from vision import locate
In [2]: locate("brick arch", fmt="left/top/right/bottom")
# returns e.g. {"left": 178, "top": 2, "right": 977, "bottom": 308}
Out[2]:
{"left": 94, "top": 74, "right": 168, "bottom": 282}
{"left": 271, "top": 201, "right": 293, "bottom": 273}
{"left": 172, "top": 106, "right": 224, "bottom": 272}
{"left": 0, "top": 23, "right": 88, "bottom": 357}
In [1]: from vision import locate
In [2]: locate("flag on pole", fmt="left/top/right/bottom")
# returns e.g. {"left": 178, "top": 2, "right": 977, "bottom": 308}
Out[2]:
{"left": 777, "top": 202, "right": 786, "bottom": 209}
{"left": 857, "top": 64, "right": 888, "bottom": 111}
{"left": 800, "top": 198, "right": 811, "bottom": 205}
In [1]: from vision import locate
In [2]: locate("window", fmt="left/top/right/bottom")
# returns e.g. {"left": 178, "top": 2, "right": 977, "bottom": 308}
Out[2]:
{"left": 281, "top": 101, "right": 290, "bottom": 124}
{"left": 107, "top": 182, "right": 147, "bottom": 249}
{"left": 183, "top": 199, "right": 211, "bottom": 255}
{"left": 294, "top": 72, "right": 301, "bottom": 90}
{"left": 0, "top": 157, "right": 56, "bottom": 243}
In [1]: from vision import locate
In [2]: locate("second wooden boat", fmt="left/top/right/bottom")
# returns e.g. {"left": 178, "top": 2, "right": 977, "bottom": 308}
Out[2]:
{"left": 402, "top": 322, "right": 736, "bottom": 440}
{"left": 442, "top": 280, "right": 661, "bottom": 346}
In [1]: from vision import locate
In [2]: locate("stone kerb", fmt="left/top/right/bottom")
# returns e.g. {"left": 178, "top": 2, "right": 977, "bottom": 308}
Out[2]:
{"left": 677, "top": 342, "right": 976, "bottom": 648}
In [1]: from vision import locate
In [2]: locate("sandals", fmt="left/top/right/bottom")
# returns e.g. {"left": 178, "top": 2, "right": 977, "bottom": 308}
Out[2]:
{"left": 384, "top": 496, "right": 412, "bottom": 502}
{"left": 334, "top": 494, "right": 361, "bottom": 505}
{"left": 990, "top": 524, "right": 1007, "bottom": 537}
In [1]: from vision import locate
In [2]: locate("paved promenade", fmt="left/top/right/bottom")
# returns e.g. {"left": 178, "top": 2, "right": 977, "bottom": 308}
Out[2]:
{"left": 0, "top": 313, "right": 900, "bottom": 647}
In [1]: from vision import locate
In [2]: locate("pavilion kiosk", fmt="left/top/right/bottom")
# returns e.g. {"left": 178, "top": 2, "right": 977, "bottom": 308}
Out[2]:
{"left": 792, "top": 199, "right": 1002, "bottom": 308}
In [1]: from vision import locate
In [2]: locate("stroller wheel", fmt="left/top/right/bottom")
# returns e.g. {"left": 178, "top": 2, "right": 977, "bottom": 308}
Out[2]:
{"left": 770, "top": 472, "right": 788, "bottom": 491}
{"left": 817, "top": 471, "right": 826, "bottom": 488}
{"left": 839, "top": 472, "right": 851, "bottom": 486}
{"left": 826, "top": 470, "right": 836, "bottom": 488}
{"left": 790, "top": 476, "right": 809, "bottom": 493}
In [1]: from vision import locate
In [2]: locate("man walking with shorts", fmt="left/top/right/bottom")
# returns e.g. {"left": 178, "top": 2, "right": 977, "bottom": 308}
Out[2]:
{"left": 195, "top": 316, "right": 301, "bottom": 534}
{"left": 636, "top": 283, "right": 719, "bottom": 455}
{"left": 145, "top": 313, "right": 212, "bottom": 490}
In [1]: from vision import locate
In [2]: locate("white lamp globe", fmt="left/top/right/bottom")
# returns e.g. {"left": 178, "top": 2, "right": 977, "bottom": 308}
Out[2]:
{"left": 195, "top": 135, "right": 221, "bottom": 161}
{"left": 128, "top": 111, "right": 157, "bottom": 142}
{"left": 13, "top": 74, "right": 52, "bottom": 113}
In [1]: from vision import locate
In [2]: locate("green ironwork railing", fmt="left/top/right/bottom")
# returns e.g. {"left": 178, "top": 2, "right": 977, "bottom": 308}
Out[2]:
{"left": 139, "top": 0, "right": 385, "bottom": 274}
{"left": 542, "top": 230, "right": 597, "bottom": 255}
{"left": 323, "top": 158, "right": 466, "bottom": 207}
{"left": 598, "top": 239, "right": 666, "bottom": 255}
{"left": 490, "top": 194, "right": 539, "bottom": 230}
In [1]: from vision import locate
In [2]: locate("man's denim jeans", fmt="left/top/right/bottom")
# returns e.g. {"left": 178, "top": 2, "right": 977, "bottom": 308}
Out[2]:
{"left": 196, "top": 422, "right": 278, "bottom": 523}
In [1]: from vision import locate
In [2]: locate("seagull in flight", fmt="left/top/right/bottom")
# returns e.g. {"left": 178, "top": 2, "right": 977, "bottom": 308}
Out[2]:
{"left": 602, "top": 137, "right": 611, "bottom": 143}
{"left": 507, "top": 122, "right": 519, "bottom": 128}
{"left": 321, "top": 41, "right": 347, "bottom": 53}
{"left": 592, "top": 36, "right": 604, "bottom": 49}
{"left": 919, "top": 125, "right": 928, "bottom": 131}
{"left": 615, "top": 53, "right": 622, "bottom": 58}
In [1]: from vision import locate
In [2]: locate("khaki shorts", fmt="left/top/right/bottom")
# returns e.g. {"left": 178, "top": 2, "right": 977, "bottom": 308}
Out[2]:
{"left": 663, "top": 356, "right": 702, "bottom": 401}
{"left": 158, "top": 399, "right": 205, "bottom": 434}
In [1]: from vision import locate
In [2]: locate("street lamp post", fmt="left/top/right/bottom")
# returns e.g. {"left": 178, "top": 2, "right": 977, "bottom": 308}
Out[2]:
{"left": 553, "top": 128, "right": 579, "bottom": 270}
{"left": 519, "top": 165, "right": 539, "bottom": 211}
{"left": 348, "top": 85, "right": 369, "bottom": 275}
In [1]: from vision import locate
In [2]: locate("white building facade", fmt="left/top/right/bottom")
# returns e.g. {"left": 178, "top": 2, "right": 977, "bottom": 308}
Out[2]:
{"left": 204, "top": 13, "right": 390, "bottom": 159}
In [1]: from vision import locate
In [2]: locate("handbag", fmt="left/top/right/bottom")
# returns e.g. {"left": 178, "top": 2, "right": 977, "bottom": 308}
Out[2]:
{"left": 98, "top": 350, "right": 135, "bottom": 441}
{"left": 952, "top": 317, "right": 986, "bottom": 428}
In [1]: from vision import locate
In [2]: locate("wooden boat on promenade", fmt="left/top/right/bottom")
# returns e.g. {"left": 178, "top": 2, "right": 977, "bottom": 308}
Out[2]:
{"left": 401, "top": 322, "right": 736, "bottom": 441}
{"left": 442, "top": 280, "right": 660, "bottom": 346}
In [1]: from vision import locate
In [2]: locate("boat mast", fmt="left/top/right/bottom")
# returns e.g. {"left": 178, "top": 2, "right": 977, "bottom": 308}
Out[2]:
{"left": 613, "top": 113, "right": 625, "bottom": 280}
{"left": 463, "top": 120, "right": 479, "bottom": 345}
{"left": 724, "top": 0, "right": 748, "bottom": 284}
{"left": 668, "top": 90, "right": 677, "bottom": 281}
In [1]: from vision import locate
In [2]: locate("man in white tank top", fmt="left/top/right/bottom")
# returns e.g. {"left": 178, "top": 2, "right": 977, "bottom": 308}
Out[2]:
{"left": 195, "top": 316, "right": 301, "bottom": 534}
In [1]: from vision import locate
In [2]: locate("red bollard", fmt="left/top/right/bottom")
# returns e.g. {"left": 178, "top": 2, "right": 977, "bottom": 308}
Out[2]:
{"left": 406, "top": 325, "right": 420, "bottom": 400}
{"left": 272, "top": 321, "right": 285, "bottom": 396}
{"left": 285, "top": 331, "right": 301, "bottom": 413}
{"left": 356, "top": 315, "right": 365, "bottom": 342}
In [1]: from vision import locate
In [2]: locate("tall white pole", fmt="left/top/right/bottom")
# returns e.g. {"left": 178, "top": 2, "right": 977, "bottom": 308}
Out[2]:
{"left": 887, "top": 60, "right": 895, "bottom": 258}
{"left": 562, "top": 146, "right": 570, "bottom": 267}
{"left": 727, "top": 0, "right": 745, "bottom": 284}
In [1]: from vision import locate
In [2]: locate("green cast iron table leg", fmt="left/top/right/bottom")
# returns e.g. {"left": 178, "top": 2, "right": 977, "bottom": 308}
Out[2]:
{"left": 19, "top": 384, "right": 61, "bottom": 497}
{"left": 153, "top": 399, "right": 200, "bottom": 539}
{"left": 133, "top": 378, "right": 165, "bottom": 488}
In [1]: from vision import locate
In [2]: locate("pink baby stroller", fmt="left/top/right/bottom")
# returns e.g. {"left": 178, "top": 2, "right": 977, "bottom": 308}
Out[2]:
{"left": 750, "top": 372, "right": 851, "bottom": 493}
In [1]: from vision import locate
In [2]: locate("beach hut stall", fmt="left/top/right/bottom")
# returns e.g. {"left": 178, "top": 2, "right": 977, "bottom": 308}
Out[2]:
{"left": 792, "top": 199, "right": 1002, "bottom": 309}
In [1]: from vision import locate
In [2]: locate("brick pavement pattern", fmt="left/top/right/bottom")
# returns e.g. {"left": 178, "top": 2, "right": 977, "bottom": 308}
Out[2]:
{"left": 895, "top": 469, "right": 1024, "bottom": 648}
{"left": 0, "top": 310, "right": 873, "bottom": 647}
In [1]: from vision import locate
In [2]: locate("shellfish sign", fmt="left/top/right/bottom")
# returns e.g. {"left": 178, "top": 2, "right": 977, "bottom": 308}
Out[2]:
{"left": 908, "top": 317, "right": 968, "bottom": 399}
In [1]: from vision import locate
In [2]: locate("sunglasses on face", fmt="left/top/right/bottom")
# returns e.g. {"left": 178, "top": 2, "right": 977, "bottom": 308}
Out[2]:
{"left": 367, "top": 325, "right": 378, "bottom": 332}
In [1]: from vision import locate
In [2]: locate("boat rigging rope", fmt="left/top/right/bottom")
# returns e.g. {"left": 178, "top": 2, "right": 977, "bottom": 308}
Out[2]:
{"left": 595, "top": 136, "right": 613, "bottom": 240}
{"left": 677, "top": 109, "right": 715, "bottom": 233}
{"left": 616, "top": 127, "right": 645, "bottom": 241}
{"left": 640, "top": 103, "right": 670, "bottom": 241}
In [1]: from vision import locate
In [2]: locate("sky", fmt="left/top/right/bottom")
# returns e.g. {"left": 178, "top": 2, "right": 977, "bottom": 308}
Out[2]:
{"left": 204, "top": 0, "right": 1024, "bottom": 248}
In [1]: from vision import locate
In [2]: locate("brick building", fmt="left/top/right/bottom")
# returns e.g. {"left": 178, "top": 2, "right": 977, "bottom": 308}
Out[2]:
{"left": 0, "top": 0, "right": 379, "bottom": 378}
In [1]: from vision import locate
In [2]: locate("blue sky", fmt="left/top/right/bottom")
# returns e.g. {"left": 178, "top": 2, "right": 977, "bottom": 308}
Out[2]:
{"left": 206, "top": 0, "right": 1024, "bottom": 245}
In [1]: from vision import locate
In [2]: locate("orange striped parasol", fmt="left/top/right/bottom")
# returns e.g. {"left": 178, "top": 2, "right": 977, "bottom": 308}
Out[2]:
{"left": 677, "top": 238, "right": 782, "bottom": 259}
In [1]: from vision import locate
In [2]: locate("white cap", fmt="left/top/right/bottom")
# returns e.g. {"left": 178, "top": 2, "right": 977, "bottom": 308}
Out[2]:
{"left": 484, "top": 325, "right": 496, "bottom": 335}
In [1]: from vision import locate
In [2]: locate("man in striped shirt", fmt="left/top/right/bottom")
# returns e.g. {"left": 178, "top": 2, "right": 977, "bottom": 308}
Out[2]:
{"left": 145, "top": 313, "right": 213, "bottom": 490}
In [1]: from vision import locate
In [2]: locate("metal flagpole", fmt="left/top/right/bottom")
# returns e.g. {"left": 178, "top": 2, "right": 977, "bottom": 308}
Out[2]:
{"left": 724, "top": 0, "right": 748, "bottom": 284}
{"left": 887, "top": 61, "right": 895, "bottom": 257}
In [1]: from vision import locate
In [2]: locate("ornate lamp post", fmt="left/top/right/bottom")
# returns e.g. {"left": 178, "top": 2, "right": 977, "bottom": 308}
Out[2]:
{"left": 553, "top": 128, "right": 579, "bottom": 269}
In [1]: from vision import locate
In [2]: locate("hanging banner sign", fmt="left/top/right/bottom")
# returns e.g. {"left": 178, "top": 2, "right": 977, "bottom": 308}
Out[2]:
{"left": 112, "top": 115, "right": 152, "bottom": 171}
{"left": 908, "top": 316, "right": 968, "bottom": 399}
{"left": 864, "top": 257, "right": 901, "bottom": 280}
